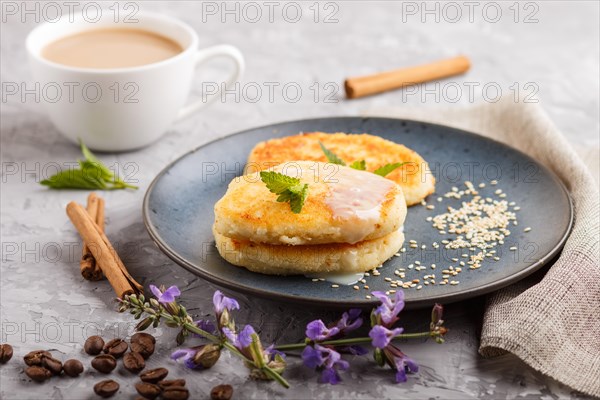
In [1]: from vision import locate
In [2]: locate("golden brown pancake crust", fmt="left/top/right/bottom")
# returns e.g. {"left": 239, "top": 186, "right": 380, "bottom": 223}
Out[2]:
{"left": 247, "top": 132, "right": 435, "bottom": 206}
{"left": 213, "top": 161, "right": 407, "bottom": 245}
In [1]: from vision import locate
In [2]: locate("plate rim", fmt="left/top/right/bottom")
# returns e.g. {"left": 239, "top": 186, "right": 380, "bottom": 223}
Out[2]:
{"left": 142, "top": 116, "right": 574, "bottom": 309}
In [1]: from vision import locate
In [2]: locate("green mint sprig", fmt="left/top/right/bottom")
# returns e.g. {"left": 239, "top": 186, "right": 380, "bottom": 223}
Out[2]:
{"left": 40, "top": 140, "right": 138, "bottom": 190}
{"left": 260, "top": 171, "right": 308, "bottom": 214}
{"left": 319, "top": 141, "right": 406, "bottom": 177}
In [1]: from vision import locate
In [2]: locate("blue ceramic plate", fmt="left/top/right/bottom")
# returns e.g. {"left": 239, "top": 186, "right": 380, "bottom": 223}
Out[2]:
{"left": 143, "top": 117, "right": 572, "bottom": 308}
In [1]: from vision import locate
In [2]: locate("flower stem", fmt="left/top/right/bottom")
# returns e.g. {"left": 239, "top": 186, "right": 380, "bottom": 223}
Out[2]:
{"left": 274, "top": 331, "right": 434, "bottom": 351}
{"left": 181, "top": 321, "right": 290, "bottom": 389}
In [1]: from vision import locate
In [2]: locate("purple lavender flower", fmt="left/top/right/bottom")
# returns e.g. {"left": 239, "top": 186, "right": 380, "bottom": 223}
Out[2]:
{"left": 383, "top": 344, "right": 419, "bottom": 383}
{"left": 213, "top": 290, "right": 240, "bottom": 315}
{"left": 222, "top": 325, "right": 255, "bottom": 350}
{"left": 372, "top": 290, "right": 405, "bottom": 326}
{"left": 301, "top": 344, "right": 349, "bottom": 385}
{"left": 338, "top": 345, "right": 368, "bottom": 356}
{"left": 306, "top": 320, "right": 340, "bottom": 341}
{"left": 149, "top": 285, "right": 181, "bottom": 304}
{"left": 335, "top": 309, "right": 363, "bottom": 334}
{"left": 265, "top": 344, "right": 286, "bottom": 360}
{"left": 192, "top": 319, "right": 217, "bottom": 338}
{"left": 171, "top": 344, "right": 221, "bottom": 369}
{"left": 369, "top": 325, "right": 404, "bottom": 349}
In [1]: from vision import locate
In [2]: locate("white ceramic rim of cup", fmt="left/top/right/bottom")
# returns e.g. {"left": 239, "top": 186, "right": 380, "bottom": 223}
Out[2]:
{"left": 26, "top": 10, "right": 199, "bottom": 75}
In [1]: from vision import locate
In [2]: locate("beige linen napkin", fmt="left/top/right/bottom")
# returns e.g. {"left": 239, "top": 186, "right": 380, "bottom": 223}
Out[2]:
{"left": 367, "top": 98, "right": 600, "bottom": 397}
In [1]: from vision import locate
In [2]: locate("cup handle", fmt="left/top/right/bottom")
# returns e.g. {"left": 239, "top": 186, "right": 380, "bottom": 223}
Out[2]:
{"left": 176, "top": 44, "right": 245, "bottom": 121}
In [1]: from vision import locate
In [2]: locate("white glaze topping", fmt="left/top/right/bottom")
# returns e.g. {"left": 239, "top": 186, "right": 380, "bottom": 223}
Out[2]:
{"left": 324, "top": 167, "right": 396, "bottom": 244}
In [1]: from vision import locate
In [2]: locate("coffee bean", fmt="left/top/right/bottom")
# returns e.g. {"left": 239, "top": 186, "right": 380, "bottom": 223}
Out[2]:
{"left": 93, "top": 379, "right": 119, "bottom": 398}
{"left": 163, "top": 386, "right": 190, "bottom": 400}
{"left": 158, "top": 379, "right": 186, "bottom": 389}
{"left": 139, "top": 367, "right": 168, "bottom": 383}
{"left": 23, "top": 350, "right": 52, "bottom": 366}
{"left": 41, "top": 355, "right": 62, "bottom": 375}
{"left": 84, "top": 336, "right": 105, "bottom": 355}
{"left": 123, "top": 352, "right": 145, "bottom": 373}
{"left": 0, "top": 344, "right": 13, "bottom": 363}
{"left": 25, "top": 365, "right": 52, "bottom": 382}
{"left": 130, "top": 339, "right": 155, "bottom": 360}
{"left": 210, "top": 384, "right": 233, "bottom": 400}
{"left": 131, "top": 332, "right": 156, "bottom": 345}
{"left": 63, "top": 359, "right": 84, "bottom": 377}
{"left": 91, "top": 354, "right": 117, "bottom": 373}
{"left": 135, "top": 382, "right": 161, "bottom": 399}
{"left": 103, "top": 338, "right": 128, "bottom": 358}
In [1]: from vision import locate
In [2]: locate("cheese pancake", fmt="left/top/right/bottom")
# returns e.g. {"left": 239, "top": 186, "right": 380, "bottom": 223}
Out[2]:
{"left": 247, "top": 132, "right": 435, "bottom": 206}
{"left": 213, "top": 161, "right": 407, "bottom": 245}
{"left": 214, "top": 229, "right": 405, "bottom": 275}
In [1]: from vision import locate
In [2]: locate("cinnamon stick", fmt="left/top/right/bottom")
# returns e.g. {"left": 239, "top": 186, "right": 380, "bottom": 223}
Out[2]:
{"left": 67, "top": 201, "right": 143, "bottom": 297}
{"left": 81, "top": 193, "right": 104, "bottom": 281}
{"left": 344, "top": 55, "right": 471, "bottom": 99}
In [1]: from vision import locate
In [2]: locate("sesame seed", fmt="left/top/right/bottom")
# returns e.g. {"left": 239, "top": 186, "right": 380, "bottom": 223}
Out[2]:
{"left": 437, "top": 197, "right": 443, "bottom": 202}
{"left": 479, "top": 183, "right": 486, "bottom": 188}
{"left": 384, "top": 277, "right": 392, "bottom": 282}
{"left": 353, "top": 285, "right": 359, "bottom": 290}
{"left": 400, "top": 248, "right": 406, "bottom": 253}
{"left": 427, "top": 205, "right": 435, "bottom": 210}
{"left": 450, "top": 281, "right": 459, "bottom": 285}
{"left": 365, "top": 295, "right": 372, "bottom": 299}
{"left": 364, "top": 285, "right": 370, "bottom": 290}
{"left": 514, "top": 206, "right": 521, "bottom": 211}
{"left": 494, "top": 257, "right": 500, "bottom": 261}
{"left": 510, "top": 246, "right": 517, "bottom": 251}
{"left": 524, "top": 227, "right": 531, "bottom": 232}
{"left": 312, "top": 278, "right": 319, "bottom": 282}
{"left": 414, "top": 261, "right": 421, "bottom": 265}
{"left": 421, "top": 244, "right": 426, "bottom": 249}
{"left": 491, "top": 180, "right": 498, "bottom": 185}
{"left": 417, "top": 285, "right": 422, "bottom": 290}
{"left": 495, "top": 189, "right": 502, "bottom": 195}
{"left": 331, "top": 284, "right": 339, "bottom": 288}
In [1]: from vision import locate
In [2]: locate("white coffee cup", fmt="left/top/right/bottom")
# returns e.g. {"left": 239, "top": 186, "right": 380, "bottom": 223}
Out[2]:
{"left": 26, "top": 11, "right": 244, "bottom": 151}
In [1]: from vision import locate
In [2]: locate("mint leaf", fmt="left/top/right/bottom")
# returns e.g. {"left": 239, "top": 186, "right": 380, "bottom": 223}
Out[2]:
{"left": 260, "top": 171, "right": 301, "bottom": 194}
{"left": 80, "top": 140, "right": 114, "bottom": 180}
{"left": 373, "top": 162, "right": 406, "bottom": 177}
{"left": 260, "top": 171, "right": 309, "bottom": 214}
{"left": 41, "top": 169, "right": 107, "bottom": 189}
{"left": 289, "top": 183, "right": 308, "bottom": 214}
{"left": 349, "top": 160, "right": 366, "bottom": 170}
{"left": 39, "top": 140, "right": 138, "bottom": 190}
{"left": 319, "top": 142, "right": 346, "bottom": 166}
